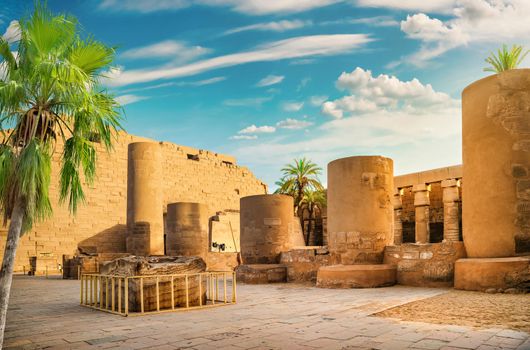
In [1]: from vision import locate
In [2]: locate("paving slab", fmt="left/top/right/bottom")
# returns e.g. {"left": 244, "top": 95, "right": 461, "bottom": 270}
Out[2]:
{"left": 3, "top": 276, "right": 529, "bottom": 350}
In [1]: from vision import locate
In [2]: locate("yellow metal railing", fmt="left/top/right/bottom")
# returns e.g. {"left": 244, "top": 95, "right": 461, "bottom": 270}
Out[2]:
{"left": 80, "top": 271, "right": 236, "bottom": 316}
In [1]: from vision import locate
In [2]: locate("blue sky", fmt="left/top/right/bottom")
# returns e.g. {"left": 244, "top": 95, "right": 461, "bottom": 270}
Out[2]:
{"left": 2, "top": 0, "right": 529, "bottom": 188}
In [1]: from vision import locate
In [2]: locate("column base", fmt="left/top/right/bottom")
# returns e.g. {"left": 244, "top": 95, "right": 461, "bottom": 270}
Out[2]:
{"left": 454, "top": 257, "right": 530, "bottom": 292}
{"left": 235, "top": 264, "right": 287, "bottom": 284}
{"left": 316, "top": 264, "right": 396, "bottom": 288}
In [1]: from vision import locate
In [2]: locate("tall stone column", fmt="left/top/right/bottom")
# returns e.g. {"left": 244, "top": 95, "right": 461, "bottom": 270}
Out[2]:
{"left": 442, "top": 179, "right": 461, "bottom": 242}
{"left": 413, "top": 184, "right": 430, "bottom": 244}
{"left": 327, "top": 156, "right": 394, "bottom": 264}
{"left": 126, "top": 142, "right": 164, "bottom": 256}
{"left": 393, "top": 191, "right": 403, "bottom": 245}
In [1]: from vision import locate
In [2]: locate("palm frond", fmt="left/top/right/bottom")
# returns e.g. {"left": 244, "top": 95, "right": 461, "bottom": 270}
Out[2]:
{"left": 484, "top": 44, "right": 529, "bottom": 73}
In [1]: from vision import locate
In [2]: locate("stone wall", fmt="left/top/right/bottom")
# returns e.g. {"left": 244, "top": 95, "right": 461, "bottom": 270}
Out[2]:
{"left": 1, "top": 131, "right": 267, "bottom": 272}
{"left": 384, "top": 242, "right": 467, "bottom": 287}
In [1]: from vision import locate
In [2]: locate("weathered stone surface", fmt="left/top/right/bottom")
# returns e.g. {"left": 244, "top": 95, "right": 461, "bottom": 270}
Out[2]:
{"left": 316, "top": 264, "right": 396, "bottom": 288}
{"left": 383, "top": 242, "right": 467, "bottom": 287}
{"left": 454, "top": 256, "right": 530, "bottom": 292}
{"left": 235, "top": 264, "right": 287, "bottom": 284}
{"left": 1, "top": 131, "right": 268, "bottom": 273}
{"left": 327, "top": 156, "right": 394, "bottom": 264}
{"left": 279, "top": 248, "right": 331, "bottom": 282}
{"left": 240, "top": 195, "right": 304, "bottom": 264}
{"left": 100, "top": 255, "right": 207, "bottom": 312}
{"left": 463, "top": 69, "right": 530, "bottom": 258}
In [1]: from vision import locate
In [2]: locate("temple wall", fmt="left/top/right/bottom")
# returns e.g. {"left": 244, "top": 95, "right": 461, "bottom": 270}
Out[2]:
{"left": 0, "top": 131, "right": 267, "bottom": 273}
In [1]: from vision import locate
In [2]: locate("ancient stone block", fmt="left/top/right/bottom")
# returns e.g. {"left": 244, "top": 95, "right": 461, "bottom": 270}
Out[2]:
{"left": 100, "top": 256, "right": 207, "bottom": 312}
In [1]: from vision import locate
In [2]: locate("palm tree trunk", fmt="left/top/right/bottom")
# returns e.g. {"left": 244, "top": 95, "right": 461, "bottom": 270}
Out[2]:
{"left": 306, "top": 206, "right": 313, "bottom": 246}
{"left": 0, "top": 197, "right": 25, "bottom": 348}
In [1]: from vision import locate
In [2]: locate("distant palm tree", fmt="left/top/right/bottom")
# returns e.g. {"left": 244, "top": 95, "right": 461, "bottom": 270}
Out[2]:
{"left": 277, "top": 158, "right": 323, "bottom": 215}
{"left": 0, "top": 4, "right": 122, "bottom": 345}
{"left": 484, "top": 44, "right": 528, "bottom": 73}
{"left": 300, "top": 189, "right": 326, "bottom": 245}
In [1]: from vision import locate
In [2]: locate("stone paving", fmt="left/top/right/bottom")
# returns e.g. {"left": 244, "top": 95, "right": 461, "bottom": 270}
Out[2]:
{"left": 4, "top": 276, "right": 530, "bottom": 350}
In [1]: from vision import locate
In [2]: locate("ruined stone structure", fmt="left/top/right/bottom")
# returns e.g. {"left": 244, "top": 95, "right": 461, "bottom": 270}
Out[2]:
{"left": 1, "top": 132, "right": 267, "bottom": 273}
{"left": 317, "top": 156, "right": 397, "bottom": 288}
{"left": 165, "top": 202, "right": 210, "bottom": 257}
{"left": 387, "top": 166, "right": 465, "bottom": 287}
{"left": 239, "top": 194, "right": 304, "bottom": 264}
{"left": 326, "top": 156, "right": 394, "bottom": 264}
{"left": 237, "top": 194, "right": 305, "bottom": 283}
{"left": 455, "top": 69, "right": 530, "bottom": 292}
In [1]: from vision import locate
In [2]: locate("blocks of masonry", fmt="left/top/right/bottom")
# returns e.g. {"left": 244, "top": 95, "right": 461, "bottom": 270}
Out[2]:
{"left": 1, "top": 131, "right": 267, "bottom": 273}
{"left": 455, "top": 69, "right": 530, "bottom": 292}
{"left": 317, "top": 156, "right": 397, "bottom": 288}
{"left": 236, "top": 194, "right": 305, "bottom": 283}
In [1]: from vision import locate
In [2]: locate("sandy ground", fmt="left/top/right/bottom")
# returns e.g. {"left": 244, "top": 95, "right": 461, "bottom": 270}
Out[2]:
{"left": 376, "top": 290, "right": 530, "bottom": 332}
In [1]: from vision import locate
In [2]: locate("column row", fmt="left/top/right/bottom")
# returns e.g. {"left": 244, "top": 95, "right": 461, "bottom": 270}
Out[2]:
{"left": 393, "top": 179, "right": 461, "bottom": 245}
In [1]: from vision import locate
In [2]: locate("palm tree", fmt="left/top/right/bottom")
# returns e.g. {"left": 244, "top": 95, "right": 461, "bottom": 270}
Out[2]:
{"left": 278, "top": 158, "right": 324, "bottom": 215}
{"left": 300, "top": 190, "right": 326, "bottom": 245}
{"left": 0, "top": 4, "right": 122, "bottom": 345}
{"left": 484, "top": 44, "right": 528, "bottom": 73}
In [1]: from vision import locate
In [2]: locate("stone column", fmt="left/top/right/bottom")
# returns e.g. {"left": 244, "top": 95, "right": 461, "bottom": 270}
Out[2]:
{"left": 126, "top": 142, "right": 164, "bottom": 256}
{"left": 442, "top": 179, "right": 461, "bottom": 242}
{"left": 327, "top": 156, "right": 394, "bottom": 264}
{"left": 393, "top": 191, "right": 403, "bottom": 245}
{"left": 413, "top": 184, "right": 430, "bottom": 244}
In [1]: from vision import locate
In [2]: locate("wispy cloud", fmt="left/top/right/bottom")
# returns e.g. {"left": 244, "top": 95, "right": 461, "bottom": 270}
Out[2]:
{"left": 224, "top": 20, "right": 311, "bottom": 36}
{"left": 119, "top": 76, "right": 226, "bottom": 94}
{"left": 115, "top": 94, "right": 148, "bottom": 106}
{"left": 223, "top": 97, "right": 272, "bottom": 107}
{"left": 276, "top": 118, "right": 313, "bottom": 130}
{"left": 2, "top": 20, "right": 20, "bottom": 43}
{"left": 230, "top": 135, "right": 258, "bottom": 140}
{"left": 99, "top": 0, "right": 342, "bottom": 15}
{"left": 283, "top": 101, "right": 304, "bottom": 112}
{"left": 238, "top": 125, "right": 276, "bottom": 134}
{"left": 309, "top": 95, "right": 328, "bottom": 106}
{"left": 256, "top": 75, "right": 284, "bottom": 87}
{"left": 354, "top": 0, "right": 455, "bottom": 13}
{"left": 105, "top": 34, "right": 373, "bottom": 87}
{"left": 121, "top": 40, "right": 211, "bottom": 63}
{"left": 397, "top": 0, "right": 530, "bottom": 66}
{"left": 321, "top": 16, "right": 398, "bottom": 27}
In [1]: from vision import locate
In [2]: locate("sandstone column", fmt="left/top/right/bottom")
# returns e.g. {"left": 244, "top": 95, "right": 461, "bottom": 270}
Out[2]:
{"left": 442, "top": 179, "right": 460, "bottom": 242}
{"left": 240, "top": 194, "right": 303, "bottom": 264}
{"left": 462, "top": 69, "right": 530, "bottom": 257}
{"left": 166, "top": 202, "right": 209, "bottom": 257}
{"left": 393, "top": 191, "right": 403, "bottom": 245}
{"left": 126, "top": 142, "right": 164, "bottom": 256}
{"left": 327, "top": 156, "right": 394, "bottom": 264}
{"left": 413, "top": 184, "right": 430, "bottom": 244}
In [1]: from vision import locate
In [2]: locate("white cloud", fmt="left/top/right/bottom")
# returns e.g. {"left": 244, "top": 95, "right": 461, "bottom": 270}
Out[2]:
{"left": 224, "top": 20, "right": 311, "bottom": 36}
{"left": 2, "top": 20, "right": 20, "bottom": 43}
{"left": 296, "top": 77, "right": 311, "bottom": 91}
{"left": 256, "top": 75, "right": 284, "bottom": 87}
{"left": 100, "top": 0, "right": 342, "bottom": 15}
{"left": 321, "top": 16, "right": 398, "bottom": 27}
{"left": 238, "top": 125, "right": 276, "bottom": 134}
{"left": 231, "top": 67, "right": 461, "bottom": 186}
{"left": 121, "top": 40, "right": 210, "bottom": 63}
{"left": 105, "top": 34, "right": 372, "bottom": 87}
{"left": 276, "top": 118, "right": 313, "bottom": 129}
{"left": 354, "top": 0, "right": 455, "bottom": 13}
{"left": 119, "top": 76, "right": 226, "bottom": 93}
{"left": 283, "top": 101, "right": 304, "bottom": 112}
{"left": 398, "top": 0, "right": 530, "bottom": 66}
{"left": 309, "top": 95, "right": 328, "bottom": 106}
{"left": 230, "top": 135, "right": 258, "bottom": 140}
{"left": 322, "top": 67, "right": 458, "bottom": 118}
{"left": 115, "top": 94, "right": 147, "bottom": 106}
{"left": 223, "top": 97, "right": 272, "bottom": 107}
